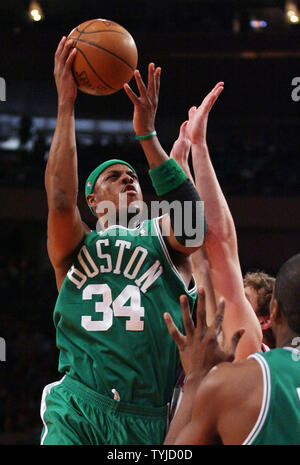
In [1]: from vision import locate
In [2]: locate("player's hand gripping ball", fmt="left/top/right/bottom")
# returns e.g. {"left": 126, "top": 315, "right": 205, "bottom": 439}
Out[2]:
{"left": 68, "top": 18, "right": 138, "bottom": 96}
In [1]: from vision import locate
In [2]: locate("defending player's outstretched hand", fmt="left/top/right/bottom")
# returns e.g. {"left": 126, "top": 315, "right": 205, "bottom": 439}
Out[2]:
{"left": 164, "top": 288, "right": 244, "bottom": 380}
{"left": 186, "top": 82, "right": 224, "bottom": 146}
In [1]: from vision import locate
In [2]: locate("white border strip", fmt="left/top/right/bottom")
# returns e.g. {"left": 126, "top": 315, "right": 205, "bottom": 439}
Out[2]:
{"left": 242, "top": 354, "right": 271, "bottom": 445}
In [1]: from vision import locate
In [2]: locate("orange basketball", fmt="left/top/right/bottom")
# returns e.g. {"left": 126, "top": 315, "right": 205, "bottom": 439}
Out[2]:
{"left": 68, "top": 19, "right": 138, "bottom": 96}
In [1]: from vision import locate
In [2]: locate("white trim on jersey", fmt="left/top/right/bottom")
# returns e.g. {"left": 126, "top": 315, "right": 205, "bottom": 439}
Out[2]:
{"left": 242, "top": 353, "right": 271, "bottom": 445}
{"left": 96, "top": 222, "right": 142, "bottom": 235}
{"left": 261, "top": 343, "right": 270, "bottom": 352}
{"left": 40, "top": 376, "right": 66, "bottom": 445}
{"left": 153, "top": 216, "right": 197, "bottom": 295}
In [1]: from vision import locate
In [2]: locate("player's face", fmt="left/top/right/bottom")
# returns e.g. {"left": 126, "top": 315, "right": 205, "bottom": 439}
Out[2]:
{"left": 93, "top": 164, "right": 143, "bottom": 214}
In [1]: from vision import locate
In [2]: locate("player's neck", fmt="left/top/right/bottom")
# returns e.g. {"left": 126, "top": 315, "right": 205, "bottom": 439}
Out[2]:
{"left": 276, "top": 327, "right": 299, "bottom": 349}
{"left": 263, "top": 329, "right": 276, "bottom": 349}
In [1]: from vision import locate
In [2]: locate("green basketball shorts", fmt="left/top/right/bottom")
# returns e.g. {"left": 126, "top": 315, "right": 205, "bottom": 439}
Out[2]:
{"left": 40, "top": 375, "right": 168, "bottom": 445}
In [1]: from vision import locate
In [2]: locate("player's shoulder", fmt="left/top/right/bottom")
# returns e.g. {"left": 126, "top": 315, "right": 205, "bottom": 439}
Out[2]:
{"left": 201, "top": 357, "right": 261, "bottom": 392}
{"left": 196, "top": 358, "right": 260, "bottom": 411}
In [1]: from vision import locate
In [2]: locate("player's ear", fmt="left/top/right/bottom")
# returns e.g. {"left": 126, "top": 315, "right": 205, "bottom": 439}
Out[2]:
{"left": 258, "top": 315, "right": 271, "bottom": 331}
{"left": 86, "top": 193, "right": 97, "bottom": 209}
{"left": 269, "top": 296, "right": 280, "bottom": 323}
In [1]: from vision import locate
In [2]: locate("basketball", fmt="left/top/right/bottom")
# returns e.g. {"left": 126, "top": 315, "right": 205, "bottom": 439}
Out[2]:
{"left": 68, "top": 19, "right": 138, "bottom": 96}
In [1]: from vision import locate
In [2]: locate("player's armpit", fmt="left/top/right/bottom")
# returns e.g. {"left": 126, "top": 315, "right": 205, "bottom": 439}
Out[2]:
{"left": 158, "top": 211, "right": 205, "bottom": 257}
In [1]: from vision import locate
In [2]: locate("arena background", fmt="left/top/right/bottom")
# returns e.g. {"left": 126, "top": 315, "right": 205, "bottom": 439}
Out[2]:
{"left": 0, "top": 0, "right": 299, "bottom": 445}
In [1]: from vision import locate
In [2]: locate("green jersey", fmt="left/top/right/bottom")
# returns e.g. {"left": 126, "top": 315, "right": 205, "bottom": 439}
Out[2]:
{"left": 244, "top": 347, "right": 300, "bottom": 445}
{"left": 53, "top": 217, "right": 197, "bottom": 408}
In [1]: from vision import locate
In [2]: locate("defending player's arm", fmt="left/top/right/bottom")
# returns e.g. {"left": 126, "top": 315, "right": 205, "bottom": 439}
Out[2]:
{"left": 186, "top": 84, "right": 262, "bottom": 359}
{"left": 170, "top": 120, "right": 217, "bottom": 324}
{"left": 163, "top": 291, "right": 243, "bottom": 445}
{"left": 45, "top": 37, "right": 89, "bottom": 290}
{"left": 124, "top": 64, "right": 206, "bottom": 255}
{"left": 166, "top": 357, "right": 261, "bottom": 445}
{"left": 165, "top": 365, "right": 223, "bottom": 445}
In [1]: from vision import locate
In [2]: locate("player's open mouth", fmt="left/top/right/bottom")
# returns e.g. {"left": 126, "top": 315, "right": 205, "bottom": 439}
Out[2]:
{"left": 122, "top": 185, "right": 137, "bottom": 194}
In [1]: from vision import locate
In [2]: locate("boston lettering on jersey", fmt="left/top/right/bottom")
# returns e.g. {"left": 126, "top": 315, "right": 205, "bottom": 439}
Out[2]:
{"left": 67, "top": 238, "right": 163, "bottom": 294}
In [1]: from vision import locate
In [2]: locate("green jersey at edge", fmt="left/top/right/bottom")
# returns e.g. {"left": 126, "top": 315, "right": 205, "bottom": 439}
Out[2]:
{"left": 244, "top": 347, "right": 300, "bottom": 445}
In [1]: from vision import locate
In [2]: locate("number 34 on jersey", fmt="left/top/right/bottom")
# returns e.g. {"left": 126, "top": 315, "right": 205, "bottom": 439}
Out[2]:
{"left": 66, "top": 238, "right": 164, "bottom": 332}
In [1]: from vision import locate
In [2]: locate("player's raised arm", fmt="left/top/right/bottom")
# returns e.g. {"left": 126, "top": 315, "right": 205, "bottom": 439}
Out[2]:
{"left": 45, "top": 37, "right": 89, "bottom": 291}
{"left": 124, "top": 63, "right": 206, "bottom": 256}
{"left": 186, "top": 83, "right": 262, "bottom": 359}
{"left": 170, "top": 122, "right": 217, "bottom": 324}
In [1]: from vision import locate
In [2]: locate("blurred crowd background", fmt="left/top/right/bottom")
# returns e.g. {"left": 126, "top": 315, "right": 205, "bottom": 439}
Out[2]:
{"left": 0, "top": 0, "right": 300, "bottom": 444}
